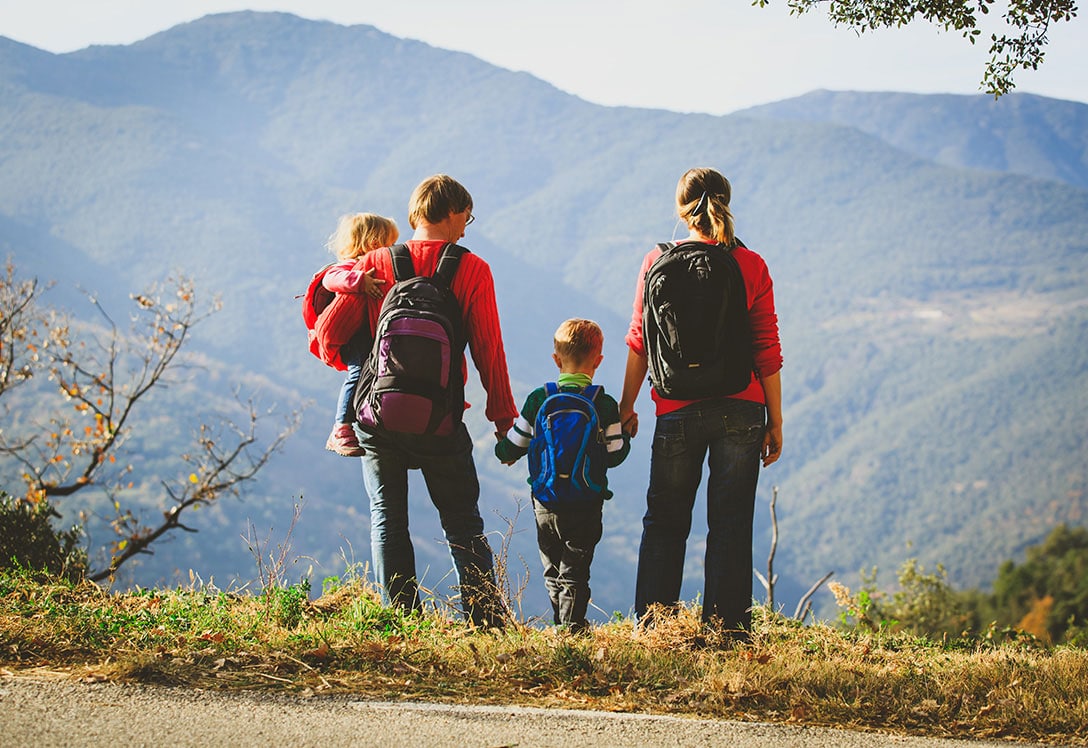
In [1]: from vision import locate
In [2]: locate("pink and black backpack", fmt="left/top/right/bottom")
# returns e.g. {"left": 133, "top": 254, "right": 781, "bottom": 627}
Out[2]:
{"left": 354, "top": 243, "right": 467, "bottom": 437}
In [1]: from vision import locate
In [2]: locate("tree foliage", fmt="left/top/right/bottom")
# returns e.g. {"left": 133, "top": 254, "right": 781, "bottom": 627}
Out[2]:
{"left": 830, "top": 527, "right": 1088, "bottom": 644}
{"left": 756, "top": 0, "right": 1080, "bottom": 96}
{"left": 0, "top": 259, "right": 299, "bottom": 583}
{"left": 988, "top": 524, "right": 1088, "bottom": 642}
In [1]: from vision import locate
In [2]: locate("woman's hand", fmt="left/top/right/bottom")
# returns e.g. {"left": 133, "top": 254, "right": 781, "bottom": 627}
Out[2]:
{"left": 620, "top": 348, "right": 648, "bottom": 439}
{"left": 761, "top": 423, "right": 782, "bottom": 467}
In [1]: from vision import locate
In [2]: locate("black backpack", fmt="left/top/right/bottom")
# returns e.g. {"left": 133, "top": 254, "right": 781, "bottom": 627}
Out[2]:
{"left": 642, "top": 239, "right": 753, "bottom": 400}
{"left": 355, "top": 243, "right": 467, "bottom": 436}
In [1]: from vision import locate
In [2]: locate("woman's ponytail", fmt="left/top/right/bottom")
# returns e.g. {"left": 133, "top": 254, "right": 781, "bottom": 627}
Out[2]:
{"left": 676, "top": 168, "right": 735, "bottom": 246}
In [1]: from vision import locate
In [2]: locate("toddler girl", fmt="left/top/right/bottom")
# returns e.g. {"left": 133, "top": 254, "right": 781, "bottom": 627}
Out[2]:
{"left": 323, "top": 212, "right": 399, "bottom": 456}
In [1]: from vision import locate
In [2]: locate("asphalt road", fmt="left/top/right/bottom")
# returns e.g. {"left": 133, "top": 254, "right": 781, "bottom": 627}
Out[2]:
{"left": 0, "top": 674, "right": 1053, "bottom": 747}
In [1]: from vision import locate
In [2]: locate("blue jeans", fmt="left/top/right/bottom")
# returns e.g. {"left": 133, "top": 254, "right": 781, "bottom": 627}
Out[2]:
{"left": 334, "top": 363, "right": 362, "bottom": 424}
{"left": 634, "top": 397, "right": 765, "bottom": 630}
{"left": 334, "top": 336, "right": 367, "bottom": 425}
{"left": 356, "top": 422, "right": 504, "bottom": 627}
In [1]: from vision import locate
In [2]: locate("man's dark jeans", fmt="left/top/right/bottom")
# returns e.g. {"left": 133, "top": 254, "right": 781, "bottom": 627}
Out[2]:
{"left": 634, "top": 397, "right": 765, "bottom": 631}
{"left": 357, "top": 422, "right": 504, "bottom": 627}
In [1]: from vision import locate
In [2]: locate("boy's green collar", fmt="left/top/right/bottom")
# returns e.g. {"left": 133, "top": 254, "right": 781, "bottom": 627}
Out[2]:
{"left": 557, "top": 372, "right": 593, "bottom": 388}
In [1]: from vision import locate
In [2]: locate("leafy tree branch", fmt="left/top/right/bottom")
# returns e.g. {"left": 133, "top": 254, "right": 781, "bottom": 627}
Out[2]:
{"left": 755, "top": 0, "right": 1079, "bottom": 96}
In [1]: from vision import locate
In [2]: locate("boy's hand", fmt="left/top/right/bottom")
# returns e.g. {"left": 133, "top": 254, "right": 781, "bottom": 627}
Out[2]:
{"left": 620, "top": 409, "right": 639, "bottom": 439}
{"left": 500, "top": 459, "right": 517, "bottom": 466}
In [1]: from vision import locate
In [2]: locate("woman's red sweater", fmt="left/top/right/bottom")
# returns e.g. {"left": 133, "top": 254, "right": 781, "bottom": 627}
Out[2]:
{"left": 625, "top": 241, "right": 783, "bottom": 417}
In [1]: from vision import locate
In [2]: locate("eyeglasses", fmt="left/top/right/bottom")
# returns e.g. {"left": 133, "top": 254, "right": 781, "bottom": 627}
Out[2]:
{"left": 465, "top": 212, "right": 475, "bottom": 226}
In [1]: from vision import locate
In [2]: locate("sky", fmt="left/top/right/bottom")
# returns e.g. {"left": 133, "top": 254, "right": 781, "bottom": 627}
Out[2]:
{"left": 0, "top": 0, "right": 1085, "bottom": 114}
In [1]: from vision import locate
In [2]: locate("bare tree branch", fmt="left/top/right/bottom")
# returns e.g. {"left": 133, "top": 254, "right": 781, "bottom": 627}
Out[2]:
{"left": 2, "top": 260, "right": 302, "bottom": 583}
{"left": 766, "top": 485, "right": 779, "bottom": 610}
{"left": 90, "top": 397, "right": 301, "bottom": 582}
{"left": 24, "top": 276, "right": 217, "bottom": 499}
{"left": 795, "top": 570, "right": 836, "bottom": 622}
{"left": 757, "top": 484, "right": 834, "bottom": 622}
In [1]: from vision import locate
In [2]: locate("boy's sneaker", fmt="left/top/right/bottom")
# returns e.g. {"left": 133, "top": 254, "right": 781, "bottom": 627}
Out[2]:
{"left": 325, "top": 424, "right": 365, "bottom": 457}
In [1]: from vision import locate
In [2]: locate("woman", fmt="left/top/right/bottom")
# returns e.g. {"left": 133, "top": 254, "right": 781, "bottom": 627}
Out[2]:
{"left": 619, "top": 167, "right": 783, "bottom": 636}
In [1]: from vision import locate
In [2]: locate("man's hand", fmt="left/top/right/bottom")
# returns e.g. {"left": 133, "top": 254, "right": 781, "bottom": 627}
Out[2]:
{"left": 362, "top": 270, "right": 386, "bottom": 299}
{"left": 620, "top": 409, "right": 639, "bottom": 439}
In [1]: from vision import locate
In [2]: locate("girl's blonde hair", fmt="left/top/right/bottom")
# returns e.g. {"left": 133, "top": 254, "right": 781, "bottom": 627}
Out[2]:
{"left": 676, "top": 167, "right": 735, "bottom": 247}
{"left": 326, "top": 213, "right": 399, "bottom": 261}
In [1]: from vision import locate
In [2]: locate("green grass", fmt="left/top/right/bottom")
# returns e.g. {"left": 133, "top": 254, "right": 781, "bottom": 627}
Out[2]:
{"left": 1, "top": 567, "right": 1086, "bottom": 745}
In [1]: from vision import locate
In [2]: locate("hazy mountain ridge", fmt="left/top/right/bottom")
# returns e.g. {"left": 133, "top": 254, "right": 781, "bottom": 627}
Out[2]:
{"left": 740, "top": 90, "right": 1088, "bottom": 191}
{"left": 1, "top": 12, "right": 1085, "bottom": 618}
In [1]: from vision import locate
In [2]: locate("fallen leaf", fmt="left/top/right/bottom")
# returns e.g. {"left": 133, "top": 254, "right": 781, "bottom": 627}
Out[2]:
{"left": 304, "top": 643, "right": 330, "bottom": 660}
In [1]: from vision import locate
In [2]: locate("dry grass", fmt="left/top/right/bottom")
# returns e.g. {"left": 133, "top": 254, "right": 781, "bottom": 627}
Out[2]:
{"left": 1, "top": 569, "right": 1085, "bottom": 745}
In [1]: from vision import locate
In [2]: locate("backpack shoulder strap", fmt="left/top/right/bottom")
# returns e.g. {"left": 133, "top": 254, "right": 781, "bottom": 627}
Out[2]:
{"left": 388, "top": 244, "right": 415, "bottom": 282}
{"left": 544, "top": 382, "right": 559, "bottom": 398}
{"left": 656, "top": 242, "right": 675, "bottom": 254}
{"left": 581, "top": 384, "right": 601, "bottom": 403}
{"left": 432, "top": 243, "right": 468, "bottom": 288}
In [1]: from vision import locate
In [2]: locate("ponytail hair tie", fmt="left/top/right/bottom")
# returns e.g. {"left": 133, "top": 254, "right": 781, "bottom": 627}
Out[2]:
{"left": 691, "top": 191, "right": 708, "bottom": 217}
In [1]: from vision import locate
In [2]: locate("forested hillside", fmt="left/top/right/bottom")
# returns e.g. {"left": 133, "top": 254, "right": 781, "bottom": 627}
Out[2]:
{"left": 1, "top": 11, "right": 1085, "bottom": 619}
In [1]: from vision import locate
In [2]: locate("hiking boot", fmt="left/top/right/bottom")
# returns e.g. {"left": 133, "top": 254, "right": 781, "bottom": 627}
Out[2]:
{"left": 325, "top": 424, "right": 365, "bottom": 457}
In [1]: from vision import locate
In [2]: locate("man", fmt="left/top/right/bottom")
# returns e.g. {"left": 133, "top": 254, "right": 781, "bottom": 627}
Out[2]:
{"left": 322, "top": 174, "right": 517, "bottom": 627}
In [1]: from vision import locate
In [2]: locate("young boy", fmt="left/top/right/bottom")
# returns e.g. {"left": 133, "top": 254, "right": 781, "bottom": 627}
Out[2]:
{"left": 495, "top": 318, "right": 630, "bottom": 633}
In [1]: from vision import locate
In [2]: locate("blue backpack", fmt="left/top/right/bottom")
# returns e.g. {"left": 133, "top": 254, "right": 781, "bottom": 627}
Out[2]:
{"left": 528, "top": 383, "right": 607, "bottom": 506}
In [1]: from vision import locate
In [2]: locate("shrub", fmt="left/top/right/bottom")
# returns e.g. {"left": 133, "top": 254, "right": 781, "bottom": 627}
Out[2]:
{"left": 0, "top": 492, "right": 87, "bottom": 582}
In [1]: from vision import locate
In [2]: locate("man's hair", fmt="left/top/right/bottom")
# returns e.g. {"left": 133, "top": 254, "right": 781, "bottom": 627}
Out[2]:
{"left": 408, "top": 174, "right": 473, "bottom": 229}
{"left": 554, "top": 318, "right": 604, "bottom": 365}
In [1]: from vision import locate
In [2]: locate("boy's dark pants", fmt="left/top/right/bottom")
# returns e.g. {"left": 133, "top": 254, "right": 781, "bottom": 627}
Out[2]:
{"left": 532, "top": 498, "right": 603, "bottom": 631}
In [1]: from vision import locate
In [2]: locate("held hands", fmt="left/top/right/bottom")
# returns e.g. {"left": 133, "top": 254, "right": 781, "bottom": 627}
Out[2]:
{"left": 494, "top": 429, "right": 518, "bottom": 466}
{"left": 620, "top": 409, "right": 639, "bottom": 439}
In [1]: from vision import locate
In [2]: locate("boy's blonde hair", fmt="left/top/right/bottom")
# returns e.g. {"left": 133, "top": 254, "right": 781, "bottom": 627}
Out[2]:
{"left": 554, "top": 318, "right": 603, "bottom": 365}
{"left": 327, "top": 213, "right": 399, "bottom": 261}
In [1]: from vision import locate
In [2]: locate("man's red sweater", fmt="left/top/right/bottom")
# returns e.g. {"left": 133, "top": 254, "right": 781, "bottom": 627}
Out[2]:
{"left": 315, "top": 240, "right": 518, "bottom": 433}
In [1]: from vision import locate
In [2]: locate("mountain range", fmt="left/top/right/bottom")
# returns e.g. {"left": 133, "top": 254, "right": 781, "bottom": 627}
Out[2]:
{"left": 1, "top": 11, "right": 1085, "bottom": 620}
